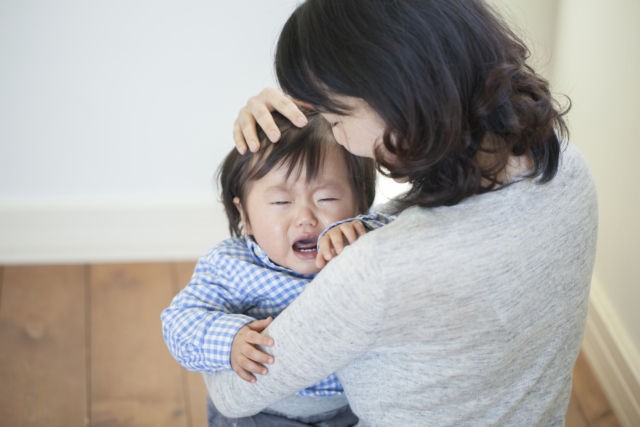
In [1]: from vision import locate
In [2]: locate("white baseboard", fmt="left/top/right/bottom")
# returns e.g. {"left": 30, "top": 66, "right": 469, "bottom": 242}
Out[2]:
{"left": 582, "top": 277, "right": 640, "bottom": 427}
{"left": 0, "top": 175, "right": 407, "bottom": 265}
{"left": 0, "top": 198, "right": 231, "bottom": 264}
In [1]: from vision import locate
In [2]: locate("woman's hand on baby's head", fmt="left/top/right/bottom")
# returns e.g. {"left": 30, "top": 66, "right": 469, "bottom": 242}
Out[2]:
{"left": 316, "top": 220, "right": 367, "bottom": 269}
{"left": 234, "top": 87, "right": 309, "bottom": 154}
{"left": 230, "top": 317, "right": 275, "bottom": 383}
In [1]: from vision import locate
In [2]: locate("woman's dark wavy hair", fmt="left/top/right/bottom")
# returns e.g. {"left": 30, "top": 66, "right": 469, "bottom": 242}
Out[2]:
{"left": 275, "top": 0, "right": 570, "bottom": 211}
{"left": 218, "top": 110, "right": 377, "bottom": 237}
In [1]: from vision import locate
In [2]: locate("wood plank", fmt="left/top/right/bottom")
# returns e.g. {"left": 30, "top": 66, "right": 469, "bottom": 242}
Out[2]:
{"left": 173, "top": 261, "right": 210, "bottom": 427}
{"left": 0, "top": 265, "right": 87, "bottom": 426}
{"left": 90, "top": 263, "right": 188, "bottom": 427}
{"left": 572, "top": 351, "right": 616, "bottom": 423}
{"left": 566, "top": 390, "right": 589, "bottom": 427}
{"left": 0, "top": 266, "right": 3, "bottom": 306}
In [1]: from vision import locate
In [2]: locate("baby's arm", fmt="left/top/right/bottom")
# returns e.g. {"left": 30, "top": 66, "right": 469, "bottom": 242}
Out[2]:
{"left": 161, "top": 251, "right": 273, "bottom": 377}
{"left": 316, "top": 211, "right": 395, "bottom": 268}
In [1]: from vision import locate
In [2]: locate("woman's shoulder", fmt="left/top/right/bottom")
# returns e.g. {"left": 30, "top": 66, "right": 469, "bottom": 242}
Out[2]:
{"left": 558, "top": 141, "right": 597, "bottom": 187}
{"left": 363, "top": 141, "right": 597, "bottom": 270}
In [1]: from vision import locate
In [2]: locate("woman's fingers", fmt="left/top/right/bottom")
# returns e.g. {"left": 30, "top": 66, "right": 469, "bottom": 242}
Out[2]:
{"left": 251, "top": 101, "right": 282, "bottom": 143}
{"left": 261, "top": 87, "right": 308, "bottom": 129}
{"left": 233, "top": 120, "right": 248, "bottom": 155}
{"left": 235, "top": 88, "right": 309, "bottom": 154}
{"left": 238, "top": 106, "right": 263, "bottom": 152}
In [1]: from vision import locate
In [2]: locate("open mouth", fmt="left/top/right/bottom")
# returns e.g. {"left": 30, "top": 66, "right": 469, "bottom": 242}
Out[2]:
{"left": 293, "top": 238, "right": 318, "bottom": 252}
{"left": 292, "top": 236, "right": 318, "bottom": 260}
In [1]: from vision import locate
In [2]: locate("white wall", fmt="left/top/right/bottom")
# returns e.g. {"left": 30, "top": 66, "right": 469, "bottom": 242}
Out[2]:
{"left": 0, "top": 0, "right": 411, "bottom": 263}
{"left": 552, "top": 0, "right": 640, "bottom": 372}
{"left": 0, "top": 0, "right": 299, "bottom": 203}
{"left": 0, "top": 1, "right": 305, "bottom": 262}
{"left": 487, "top": 0, "right": 559, "bottom": 80}
{"left": 0, "top": 0, "right": 558, "bottom": 206}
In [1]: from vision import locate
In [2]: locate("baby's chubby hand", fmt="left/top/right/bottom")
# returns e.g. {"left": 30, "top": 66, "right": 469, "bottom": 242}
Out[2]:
{"left": 230, "top": 317, "right": 275, "bottom": 383}
{"left": 315, "top": 220, "right": 367, "bottom": 269}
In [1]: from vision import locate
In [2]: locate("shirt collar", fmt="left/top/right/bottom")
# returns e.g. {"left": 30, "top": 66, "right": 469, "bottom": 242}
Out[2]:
{"left": 244, "top": 236, "right": 317, "bottom": 279}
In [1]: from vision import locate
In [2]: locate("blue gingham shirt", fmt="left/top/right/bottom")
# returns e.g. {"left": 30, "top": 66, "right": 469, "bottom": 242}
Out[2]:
{"left": 161, "top": 211, "right": 394, "bottom": 397}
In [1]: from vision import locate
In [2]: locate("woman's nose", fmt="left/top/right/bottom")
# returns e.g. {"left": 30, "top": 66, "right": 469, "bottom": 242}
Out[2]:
{"left": 295, "top": 205, "right": 318, "bottom": 227}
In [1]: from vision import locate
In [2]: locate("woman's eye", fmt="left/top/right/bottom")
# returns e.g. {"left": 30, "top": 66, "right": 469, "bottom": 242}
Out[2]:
{"left": 272, "top": 201, "right": 290, "bottom": 205}
{"left": 331, "top": 122, "right": 339, "bottom": 128}
{"left": 319, "top": 198, "right": 337, "bottom": 202}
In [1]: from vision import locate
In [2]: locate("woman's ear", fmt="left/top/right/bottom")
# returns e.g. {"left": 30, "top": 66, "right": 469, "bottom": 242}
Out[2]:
{"left": 233, "top": 197, "right": 252, "bottom": 235}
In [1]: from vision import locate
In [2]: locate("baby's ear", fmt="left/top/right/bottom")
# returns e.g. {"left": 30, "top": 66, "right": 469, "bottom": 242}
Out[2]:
{"left": 233, "top": 197, "right": 252, "bottom": 235}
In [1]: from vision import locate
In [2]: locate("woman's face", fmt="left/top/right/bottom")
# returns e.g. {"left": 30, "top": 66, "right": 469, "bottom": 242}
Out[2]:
{"left": 320, "top": 97, "right": 387, "bottom": 159}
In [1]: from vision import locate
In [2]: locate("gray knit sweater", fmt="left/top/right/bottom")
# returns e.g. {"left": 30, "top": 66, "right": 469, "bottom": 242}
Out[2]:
{"left": 205, "top": 142, "right": 598, "bottom": 427}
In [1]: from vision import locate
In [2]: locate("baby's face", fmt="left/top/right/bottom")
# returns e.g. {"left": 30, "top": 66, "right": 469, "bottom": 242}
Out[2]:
{"left": 237, "top": 148, "right": 359, "bottom": 275}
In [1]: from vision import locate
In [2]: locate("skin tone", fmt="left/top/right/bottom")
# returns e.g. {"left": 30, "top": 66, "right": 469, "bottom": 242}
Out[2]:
{"left": 233, "top": 88, "right": 385, "bottom": 161}
{"left": 229, "top": 146, "right": 366, "bottom": 382}
{"left": 235, "top": 147, "right": 361, "bottom": 275}
{"left": 319, "top": 99, "right": 385, "bottom": 159}
{"left": 234, "top": 87, "right": 309, "bottom": 154}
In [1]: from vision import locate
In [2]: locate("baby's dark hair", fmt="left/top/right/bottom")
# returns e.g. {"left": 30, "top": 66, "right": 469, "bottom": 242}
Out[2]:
{"left": 218, "top": 109, "right": 377, "bottom": 237}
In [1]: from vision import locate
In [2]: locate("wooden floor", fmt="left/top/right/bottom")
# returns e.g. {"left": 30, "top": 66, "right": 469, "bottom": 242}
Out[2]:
{"left": 0, "top": 263, "right": 621, "bottom": 427}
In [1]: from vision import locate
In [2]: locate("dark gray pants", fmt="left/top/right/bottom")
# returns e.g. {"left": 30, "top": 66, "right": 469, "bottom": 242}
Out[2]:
{"left": 206, "top": 395, "right": 359, "bottom": 427}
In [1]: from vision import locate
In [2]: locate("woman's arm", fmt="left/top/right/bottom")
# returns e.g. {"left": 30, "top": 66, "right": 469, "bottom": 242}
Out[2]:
{"left": 205, "top": 236, "right": 385, "bottom": 417}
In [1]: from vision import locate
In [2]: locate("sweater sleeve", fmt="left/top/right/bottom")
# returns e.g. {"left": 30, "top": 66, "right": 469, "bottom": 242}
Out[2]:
{"left": 204, "top": 236, "right": 385, "bottom": 417}
{"left": 161, "top": 255, "right": 256, "bottom": 372}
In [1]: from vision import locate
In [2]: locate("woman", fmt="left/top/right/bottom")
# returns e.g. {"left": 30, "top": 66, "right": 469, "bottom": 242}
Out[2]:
{"left": 205, "top": 1, "right": 598, "bottom": 426}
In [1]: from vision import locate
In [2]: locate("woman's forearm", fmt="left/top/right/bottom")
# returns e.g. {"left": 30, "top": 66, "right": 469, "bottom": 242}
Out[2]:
{"left": 205, "top": 239, "right": 384, "bottom": 417}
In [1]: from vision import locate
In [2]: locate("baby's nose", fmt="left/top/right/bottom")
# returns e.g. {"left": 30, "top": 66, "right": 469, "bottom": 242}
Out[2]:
{"left": 295, "top": 206, "right": 318, "bottom": 227}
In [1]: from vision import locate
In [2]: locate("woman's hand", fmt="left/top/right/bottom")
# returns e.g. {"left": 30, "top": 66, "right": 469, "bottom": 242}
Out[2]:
{"left": 234, "top": 87, "right": 310, "bottom": 154}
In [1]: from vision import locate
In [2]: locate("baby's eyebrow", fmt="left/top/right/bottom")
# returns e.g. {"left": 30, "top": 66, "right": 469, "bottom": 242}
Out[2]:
{"left": 263, "top": 184, "right": 292, "bottom": 194}
{"left": 310, "top": 181, "right": 344, "bottom": 191}
{"left": 262, "top": 181, "right": 345, "bottom": 194}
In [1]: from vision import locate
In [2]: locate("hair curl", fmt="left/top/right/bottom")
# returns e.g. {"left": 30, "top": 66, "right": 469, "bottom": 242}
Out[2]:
{"left": 275, "top": 0, "right": 570, "bottom": 210}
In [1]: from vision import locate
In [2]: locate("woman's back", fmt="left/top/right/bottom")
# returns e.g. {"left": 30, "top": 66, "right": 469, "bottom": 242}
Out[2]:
{"left": 206, "top": 142, "right": 597, "bottom": 426}
{"left": 336, "top": 142, "right": 597, "bottom": 426}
